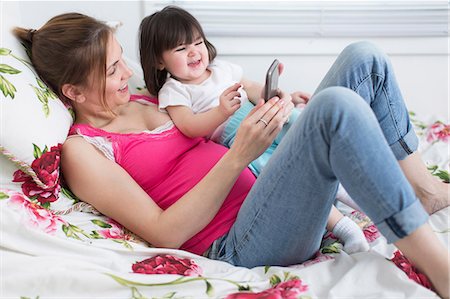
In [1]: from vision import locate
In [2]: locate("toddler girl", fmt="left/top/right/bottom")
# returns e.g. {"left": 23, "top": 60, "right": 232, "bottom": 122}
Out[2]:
{"left": 139, "top": 5, "right": 369, "bottom": 254}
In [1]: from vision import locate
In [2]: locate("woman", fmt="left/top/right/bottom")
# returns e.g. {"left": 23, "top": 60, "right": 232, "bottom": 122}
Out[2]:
{"left": 14, "top": 12, "right": 449, "bottom": 297}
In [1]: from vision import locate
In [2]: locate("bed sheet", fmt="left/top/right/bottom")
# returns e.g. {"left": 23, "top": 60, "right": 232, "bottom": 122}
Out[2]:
{"left": 1, "top": 113, "right": 449, "bottom": 299}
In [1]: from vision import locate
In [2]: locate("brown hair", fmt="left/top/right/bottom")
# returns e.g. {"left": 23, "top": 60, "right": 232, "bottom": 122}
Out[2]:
{"left": 13, "top": 13, "right": 113, "bottom": 110}
{"left": 139, "top": 6, "right": 217, "bottom": 96}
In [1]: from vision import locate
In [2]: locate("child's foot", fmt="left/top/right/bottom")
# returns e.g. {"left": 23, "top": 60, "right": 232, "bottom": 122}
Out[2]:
{"left": 332, "top": 216, "right": 370, "bottom": 254}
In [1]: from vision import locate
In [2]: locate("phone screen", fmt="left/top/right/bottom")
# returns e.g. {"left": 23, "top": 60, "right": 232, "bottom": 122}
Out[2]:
{"left": 264, "top": 59, "right": 279, "bottom": 101}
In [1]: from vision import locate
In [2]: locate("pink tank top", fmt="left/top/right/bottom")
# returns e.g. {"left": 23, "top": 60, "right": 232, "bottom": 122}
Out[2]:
{"left": 68, "top": 95, "right": 256, "bottom": 255}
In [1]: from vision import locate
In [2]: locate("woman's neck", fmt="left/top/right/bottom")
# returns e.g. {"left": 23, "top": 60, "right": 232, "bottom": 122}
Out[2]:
{"left": 74, "top": 102, "right": 127, "bottom": 129}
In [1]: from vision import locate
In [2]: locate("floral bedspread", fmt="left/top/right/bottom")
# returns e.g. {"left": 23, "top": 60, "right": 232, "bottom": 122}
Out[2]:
{"left": 0, "top": 113, "right": 449, "bottom": 299}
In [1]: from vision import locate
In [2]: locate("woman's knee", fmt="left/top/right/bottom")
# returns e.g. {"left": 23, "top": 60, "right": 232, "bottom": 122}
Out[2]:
{"left": 342, "top": 41, "right": 386, "bottom": 58}
{"left": 311, "top": 86, "right": 367, "bottom": 115}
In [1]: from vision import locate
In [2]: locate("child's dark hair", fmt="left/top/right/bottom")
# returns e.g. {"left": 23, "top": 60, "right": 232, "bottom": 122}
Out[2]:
{"left": 139, "top": 6, "right": 217, "bottom": 96}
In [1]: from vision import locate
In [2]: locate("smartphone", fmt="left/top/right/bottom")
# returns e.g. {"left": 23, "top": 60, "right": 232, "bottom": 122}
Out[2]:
{"left": 264, "top": 59, "right": 280, "bottom": 101}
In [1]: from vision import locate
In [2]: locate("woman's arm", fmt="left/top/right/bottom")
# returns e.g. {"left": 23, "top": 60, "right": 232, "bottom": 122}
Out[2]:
{"left": 61, "top": 98, "right": 285, "bottom": 249}
{"left": 167, "top": 83, "right": 242, "bottom": 138}
{"left": 62, "top": 136, "right": 245, "bottom": 248}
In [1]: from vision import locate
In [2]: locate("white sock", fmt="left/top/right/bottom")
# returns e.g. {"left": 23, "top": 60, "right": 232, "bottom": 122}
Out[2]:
{"left": 332, "top": 216, "right": 370, "bottom": 254}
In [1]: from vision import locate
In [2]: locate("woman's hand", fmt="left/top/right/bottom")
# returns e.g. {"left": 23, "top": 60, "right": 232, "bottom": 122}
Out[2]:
{"left": 278, "top": 89, "right": 295, "bottom": 121}
{"left": 228, "top": 97, "right": 286, "bottom": 168}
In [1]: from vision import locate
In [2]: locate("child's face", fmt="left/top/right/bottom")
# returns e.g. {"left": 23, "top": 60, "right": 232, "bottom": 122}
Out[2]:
{"left": 160, "top": 35, "right": 210, "bottom": 85}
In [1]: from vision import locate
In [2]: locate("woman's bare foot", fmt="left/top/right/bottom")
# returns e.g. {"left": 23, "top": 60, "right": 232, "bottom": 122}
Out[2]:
{"left": 417, "top": 180, "right": 450, "bottom": 215}
{"left": 399, "top": 152, "right": 450, "bottom": 214}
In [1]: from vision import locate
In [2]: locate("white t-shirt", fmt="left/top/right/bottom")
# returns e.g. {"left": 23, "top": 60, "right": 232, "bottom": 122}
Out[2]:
{"left": 158, "top": 59, "right": 250, "bottom": 141}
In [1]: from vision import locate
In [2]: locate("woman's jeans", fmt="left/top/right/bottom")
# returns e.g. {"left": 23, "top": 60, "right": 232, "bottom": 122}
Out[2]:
{"left": 207, "top": 41, "right": 429, "bottom": 268}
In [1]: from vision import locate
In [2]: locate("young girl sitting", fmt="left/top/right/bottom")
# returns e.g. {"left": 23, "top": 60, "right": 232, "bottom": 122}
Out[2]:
{"left": 139, "top": 5, "right": 369, "bottom": 254}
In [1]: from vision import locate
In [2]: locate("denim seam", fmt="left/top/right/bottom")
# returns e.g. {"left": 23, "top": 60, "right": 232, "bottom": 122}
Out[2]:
{"left": 354, "top": 72, "right": 412, "bottom": 155}
{"left": 385, "top": 215, "right": 407, "bottom": 239}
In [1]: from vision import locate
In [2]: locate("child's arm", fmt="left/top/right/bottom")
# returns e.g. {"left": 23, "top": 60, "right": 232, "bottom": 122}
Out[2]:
{"left": 167, "top": 83, "right": 242, "bottom": 138}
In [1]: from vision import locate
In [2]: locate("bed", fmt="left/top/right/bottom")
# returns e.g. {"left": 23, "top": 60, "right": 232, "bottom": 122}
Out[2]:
{"left": 1, "top": 8, "right": 449, "bottom": 299}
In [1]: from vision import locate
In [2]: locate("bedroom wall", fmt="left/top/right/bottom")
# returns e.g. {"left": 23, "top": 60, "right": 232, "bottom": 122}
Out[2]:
{"left": 213, "top": 36, "right": 449, "bottom": 120}
{"left": 3, "top": 1, "right": 448, "bottom": 119}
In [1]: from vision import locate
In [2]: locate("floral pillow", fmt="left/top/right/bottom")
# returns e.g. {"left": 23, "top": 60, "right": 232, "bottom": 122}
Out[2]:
{"left": 0, "top": 11, "right": 73, "bottom": 210}
{"left": 0, "top": 13, "right": 147, "bottom": 210}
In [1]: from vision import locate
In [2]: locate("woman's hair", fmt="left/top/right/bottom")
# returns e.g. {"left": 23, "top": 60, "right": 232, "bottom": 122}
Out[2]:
{"left": 13, "top": 13, "right": 113, "bottom": 110}
{"left": 139, "top": 6, "right": 217, "bottom": 96}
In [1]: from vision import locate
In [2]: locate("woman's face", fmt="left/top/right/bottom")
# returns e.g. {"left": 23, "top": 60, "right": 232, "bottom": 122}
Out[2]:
{"left": 160, "top": 34, "right": 210, "bottom": 85}
{"left": 82, "top": 34, "right": 133, "bottom": 111}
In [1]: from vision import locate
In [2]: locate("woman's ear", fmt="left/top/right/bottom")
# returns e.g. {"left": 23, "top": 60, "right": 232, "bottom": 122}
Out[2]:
{"left": 61, "top": 84, "right": 86, "bottom": 103}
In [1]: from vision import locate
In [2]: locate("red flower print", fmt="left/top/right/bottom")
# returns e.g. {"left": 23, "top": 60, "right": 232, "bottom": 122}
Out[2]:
{"left": 7, "top": 191, "right": 65, "bottom": 234}
{"left": 225, "top": 278, "right": 308, "bottom": 299}
{"left": 426, "top": 121, "right": 450, "bottom": 143}
{"left": 363, "top": 224, "right": 380, "bottom": 243}
{"left": 132, "top": 254, "right": 203, "bottom": 277}
{"left": 390, "top": 250, "right": 432, "bottom": 290}
{"left": 13, "top": 144, "right": 62, "bottom": 205}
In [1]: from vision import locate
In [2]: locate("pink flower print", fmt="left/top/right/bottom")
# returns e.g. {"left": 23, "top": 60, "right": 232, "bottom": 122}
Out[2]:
{"left": 426, "top": 121, "right": 450, "bottom": 143}
{"left": 225, "top": 279, "right": 308, "bottom": 299}
{"left": 7, "top": 191, "right": 65, "bottom": 235}
{"left": 132, "top": 254, "right": 203, "bottom": 277}
{"left": 97, "top": 219, "right": 131, "bottom": 240}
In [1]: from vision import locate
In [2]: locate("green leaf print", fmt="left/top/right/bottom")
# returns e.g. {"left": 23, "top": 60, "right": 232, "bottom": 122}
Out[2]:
{"left": 0, "top": 192, "right": 9, "bottom": 200}
{"left": 32, "top": 143, "right": 43, "bottom": 159}
{"left": 30, "top": 79, "right": 58, "bottom": 117}
{"left": 0, "top": 63, "right": 21, "bottom": 74}
{"left": 91, "top": 219, "right": 112, "bottom": 228}
{"left": 60, "top": 186, "right": 79, "bottom": 202}
{"left": 0, "top": 74, "right": 17, "bottom": 99}
{"left": 320, "top": 241, "right": 342, "bottom": 254}
{"left": 269, "top": 274, "right": 282, "bottom": 286}
{"left": 0, "top": 46, "right": 59, "bottom": 114}
{"left": 108, "top": 273, "right": 248, "bottom": 298}
{"left": 161, "top": 292, "right": 177, "bottom": 298}
{"left": 36, "top": 78, "right": 47, "bottom": 89}
{"left": 0, "top": 48, "right": 12, "bottom": 56}
{"left": 205, "top": 280, "right": 214, "bottom": 297}
{"left": 428, "top": 165, "right": 450, "bottom": 183}
{"left": 89, "top": 230, "right": 103, "bottom": 239}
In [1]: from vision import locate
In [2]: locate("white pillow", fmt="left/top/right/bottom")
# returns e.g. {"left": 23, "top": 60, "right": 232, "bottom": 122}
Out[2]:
{"left": 0, "top": 7, "right": 147, "bottom": 209}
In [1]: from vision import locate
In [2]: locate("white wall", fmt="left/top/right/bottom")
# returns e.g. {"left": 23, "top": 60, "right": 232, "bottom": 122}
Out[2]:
{"left": 3, "top": 1, "right": 144, "bottom": 65}
{"left": 212, "top": 36, "right": 449, "bottom": 120}
{"left": 3, "top": 1, "right": 449, "bottom": 119}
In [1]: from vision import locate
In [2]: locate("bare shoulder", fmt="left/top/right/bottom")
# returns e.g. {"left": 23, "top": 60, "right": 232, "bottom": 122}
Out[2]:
{"left": 61, "top": 135, "right": 108, "bottom": 170}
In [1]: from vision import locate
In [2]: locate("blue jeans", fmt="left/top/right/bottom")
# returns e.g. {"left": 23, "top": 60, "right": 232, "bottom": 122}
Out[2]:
{"left": 207, "top": 41, "right": 428, "bottom": 268}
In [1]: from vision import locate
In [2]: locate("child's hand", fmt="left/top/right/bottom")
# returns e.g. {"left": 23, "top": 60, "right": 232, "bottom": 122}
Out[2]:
{"left": 218, "top": 83, "right": 242, "bottom": 117}
{"left": 291, "top": 91, "right": 311, "bottom": 108}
